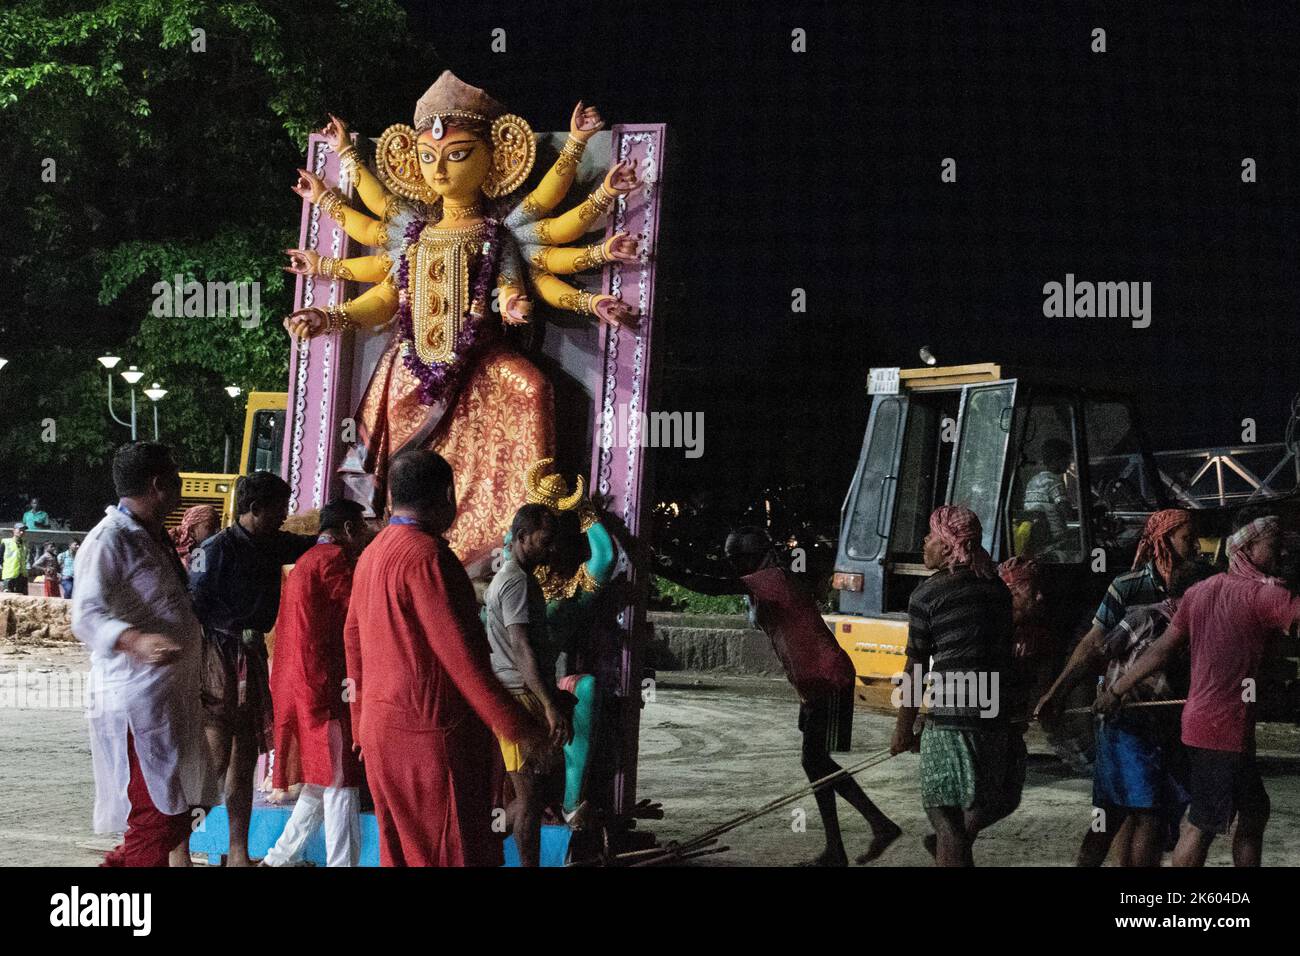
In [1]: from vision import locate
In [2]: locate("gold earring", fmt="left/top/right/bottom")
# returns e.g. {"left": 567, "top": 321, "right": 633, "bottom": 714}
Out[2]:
{"left": 375, "top": 124, "right": 434, "bottom": 204}
{"left": 482, "top": 114, "right": 536, "bottom": 199}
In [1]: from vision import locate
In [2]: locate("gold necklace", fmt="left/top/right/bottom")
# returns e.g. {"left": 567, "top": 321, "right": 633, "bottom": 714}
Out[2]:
{"left": 442, "top": 201, "right": 481, "bottom": 221}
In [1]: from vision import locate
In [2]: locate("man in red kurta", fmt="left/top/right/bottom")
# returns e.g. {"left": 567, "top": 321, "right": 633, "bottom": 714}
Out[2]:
{"left": 344, "top": 449, "right": 544, "bottom": 866}
{"left": 264, "top": 498, "right": 370, "bottom": 867}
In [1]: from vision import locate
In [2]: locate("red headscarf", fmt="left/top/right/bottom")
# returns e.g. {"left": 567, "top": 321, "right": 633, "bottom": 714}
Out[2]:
{"left": 930, "top": 505, "right": 996, "bottom": 578}
{"left": 998, "top": 555, "right": 1040, "bottom": 589}
{"left": 998, "top": 555, "right": 1048, "bottom": 657}
{"left": 1132, "top": 508, "right": 1191, "bottom": 585}
{"left": 170, "top": 504, "right": 218, "bottom": 565}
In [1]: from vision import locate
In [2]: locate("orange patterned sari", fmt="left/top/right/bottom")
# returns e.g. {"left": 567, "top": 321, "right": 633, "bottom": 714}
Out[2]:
{"left": 355, "top": 340, "right": 555, "bottom": 568}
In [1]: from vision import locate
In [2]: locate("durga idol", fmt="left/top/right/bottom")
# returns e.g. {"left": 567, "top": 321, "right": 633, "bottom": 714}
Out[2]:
{"left": 282, "top": 71, "right": 642, "bottom": 569}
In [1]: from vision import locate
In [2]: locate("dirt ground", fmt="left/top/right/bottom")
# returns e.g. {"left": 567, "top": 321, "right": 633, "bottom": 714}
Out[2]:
{"left": 3, "top": 643, "right": 1300, "bottom": 867}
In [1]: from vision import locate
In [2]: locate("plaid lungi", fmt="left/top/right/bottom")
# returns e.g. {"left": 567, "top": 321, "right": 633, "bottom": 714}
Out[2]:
{"left": 920, "top": 723, "right": 1026, "bottom": 812}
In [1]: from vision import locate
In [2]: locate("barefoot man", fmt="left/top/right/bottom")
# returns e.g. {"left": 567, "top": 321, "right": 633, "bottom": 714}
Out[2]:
{"left": 726, "top": 527, "right": 902, "bottom": 866}
{"left": 189, "top": 471, "right": 315, "bottom": 866}
{"left": 892, "top": 506, "right": 1024, "bottom": 867}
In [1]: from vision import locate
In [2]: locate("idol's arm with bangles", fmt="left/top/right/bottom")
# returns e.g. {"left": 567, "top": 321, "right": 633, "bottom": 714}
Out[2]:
{"left": 340, "top": 147, "right": 398, "bottom": 220}
{"left": 522, "top": 184, "right": 619, "bottom": 246}
{"left": 529, "top": 270, "right": 607, "bottom": 316}
{"left": 516, "top": 138, "right": 590, "bottom": 220}
{"left": 315, "top": 281, "right": 399, "bottom": 331}
{"left": 318, "top": 254, "right": 393, "bottom": 284}
{"left": 530, "top": 239, "right": 617, "bottom": 275}
{"left": 320, "top": 193, "right": 387, "bottom": 248}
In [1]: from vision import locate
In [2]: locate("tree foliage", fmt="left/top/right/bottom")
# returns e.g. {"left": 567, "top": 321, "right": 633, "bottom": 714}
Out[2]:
{"left": 0, "top": 0, "right": 437, "bottom": 525}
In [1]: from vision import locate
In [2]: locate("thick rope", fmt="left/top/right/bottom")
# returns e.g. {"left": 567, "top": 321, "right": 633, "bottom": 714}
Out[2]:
{"left": 630, "top": 748, "right": 898, "bottom": 866}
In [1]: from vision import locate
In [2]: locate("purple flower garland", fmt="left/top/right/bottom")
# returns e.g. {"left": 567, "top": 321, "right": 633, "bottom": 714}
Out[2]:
{"left": 396, "top": 216, "right": 503, "bottom": 406}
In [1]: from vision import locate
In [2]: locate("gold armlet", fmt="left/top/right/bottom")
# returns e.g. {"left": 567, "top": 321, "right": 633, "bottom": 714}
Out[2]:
{"left": 556, "top": 135, "right": 586, "bottom": 175}
{"left": 325, "top": 303, "right": 355, "bottom": 333}
{"left": 318, "top": 257, "right": 356, "bottom": 281}
{"left": 578, "top": 186, "right": 615, "bottom": 221}
{"left": 318, "top": 190, "right": 347, "bottom": 222}
{"left": 520, "top": 194, "right": 546, "bottom": 222}
{"left": 558, "top": 290, "right": 595, "bottom": 315}
{"left": 381, "top": 195, "right": 402, "bottom": 225}
{"left": 573, "top": 242, "right": 609, "bottom": 272}
{"left": 578, "top": 502, "right": 598, "bottom": 532}
{"left": 338, "top": 144, "right": 363, "bottom": 179}
{"left": 529, "top": 247, "right": 549, "bottom": 271}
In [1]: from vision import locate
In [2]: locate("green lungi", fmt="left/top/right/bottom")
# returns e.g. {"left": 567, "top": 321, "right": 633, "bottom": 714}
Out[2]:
{"left": 920, "top": 723, "right": 1027, "bottom": 812}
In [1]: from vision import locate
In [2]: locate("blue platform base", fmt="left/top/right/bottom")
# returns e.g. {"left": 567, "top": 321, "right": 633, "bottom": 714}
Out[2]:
{"left": 189, "top": 794, "right": 571, "bottom": 867}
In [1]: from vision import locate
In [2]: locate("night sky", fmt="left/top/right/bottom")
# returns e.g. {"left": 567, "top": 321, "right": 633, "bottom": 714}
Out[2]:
{"left": 401, "top": 1, "right": 1298, "bottom": 524}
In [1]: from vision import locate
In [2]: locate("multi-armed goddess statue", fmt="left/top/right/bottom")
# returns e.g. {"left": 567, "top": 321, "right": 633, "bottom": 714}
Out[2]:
{"left": 282, "top": 71, "right": 642, "bottom": 568}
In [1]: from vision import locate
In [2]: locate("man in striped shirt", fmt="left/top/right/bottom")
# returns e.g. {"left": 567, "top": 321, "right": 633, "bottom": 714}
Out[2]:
{"left": 891, "top": 506, "right": 1023, "bottom": 866}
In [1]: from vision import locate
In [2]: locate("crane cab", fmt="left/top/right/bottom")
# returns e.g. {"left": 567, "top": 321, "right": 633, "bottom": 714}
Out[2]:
{"left": 827, "top": 363, "right": 1167, "bottom": 706}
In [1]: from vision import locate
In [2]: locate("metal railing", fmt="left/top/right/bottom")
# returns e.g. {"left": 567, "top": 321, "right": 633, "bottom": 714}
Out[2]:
{"left": 1153, "top": 442, "right": 1300, "bottom": 508}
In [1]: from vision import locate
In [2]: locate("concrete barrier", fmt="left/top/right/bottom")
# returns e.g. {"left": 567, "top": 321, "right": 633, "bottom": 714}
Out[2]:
{"left": 646, "top": 611, "right": 783, "bottom": 675}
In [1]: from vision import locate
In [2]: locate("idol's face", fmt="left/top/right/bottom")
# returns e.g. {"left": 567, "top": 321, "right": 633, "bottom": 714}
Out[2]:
{"left": 417, "top": 127, "right": 491, "bottom": 203}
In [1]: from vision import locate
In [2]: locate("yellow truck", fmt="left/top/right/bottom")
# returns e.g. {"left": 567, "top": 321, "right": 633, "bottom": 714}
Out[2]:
{"left": 168, "top": 391, "right": 287, "bottom": 530}
{"left": 827, "top": 362, "right": 1173, "bottom": 714}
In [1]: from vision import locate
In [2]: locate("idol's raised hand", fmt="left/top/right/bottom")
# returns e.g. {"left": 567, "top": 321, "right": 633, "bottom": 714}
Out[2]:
{"left": 603, "top": 159, "right": 641, "bottom": 196}
{"left": 603, "top": 231, "right": 639, "bottom": 264}
{"left": 292, "top": 168, "right": 328, "bottom": 205}
{"left": 593, "top": 294, "right": 637, "bottom": 329}
{"left": 322, "top": 113, "right": 350, "bottom": 152}
{"left": 283, "top": 307, "right": 326, "bottom": 340}
{"left": 571, "top": 100, "right": 605, "bottom": 142}
{"left": 501, "top": 292, "right": 534, "bottom": 326}
{"left": 283, "top": 248, "right": 321, "bottom": 276}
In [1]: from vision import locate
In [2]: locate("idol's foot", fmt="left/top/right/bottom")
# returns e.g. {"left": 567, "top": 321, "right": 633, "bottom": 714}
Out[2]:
{"left": 855, "top": 823, "right": 903, "bottom": 864}
{"left": 799, "top": 848, "right": 849, "bottom": 867}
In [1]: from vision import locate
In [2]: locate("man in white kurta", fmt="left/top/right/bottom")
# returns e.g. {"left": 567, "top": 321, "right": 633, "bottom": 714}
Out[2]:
{"left": 72, "top": 442, "right": 218, "bottom": 866}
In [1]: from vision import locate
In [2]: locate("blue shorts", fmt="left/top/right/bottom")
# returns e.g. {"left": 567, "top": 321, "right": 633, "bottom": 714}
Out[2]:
{"left": 1093, "top": 718, "right": 1186, "bottom": 811}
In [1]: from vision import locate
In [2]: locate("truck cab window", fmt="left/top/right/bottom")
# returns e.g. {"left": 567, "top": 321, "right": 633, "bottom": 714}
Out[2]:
{"left": 1007, "top": 397, "right": 1084, "bottom": 563}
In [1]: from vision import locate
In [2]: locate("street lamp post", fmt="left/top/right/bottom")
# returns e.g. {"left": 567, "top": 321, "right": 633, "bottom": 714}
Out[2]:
{"left": 223, "top": 385, "right": 242, "bottom": 473}
{"left": 99, "top": 356, "right": 144, "bottom": 440}
{"left": 143, "top": 383, "right": 167, "bottom": 441}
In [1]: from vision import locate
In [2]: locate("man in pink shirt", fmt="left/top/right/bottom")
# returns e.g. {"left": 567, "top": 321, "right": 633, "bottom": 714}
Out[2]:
{"left": 1099, "top": 512, "right": 1300, "bottom": 866}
